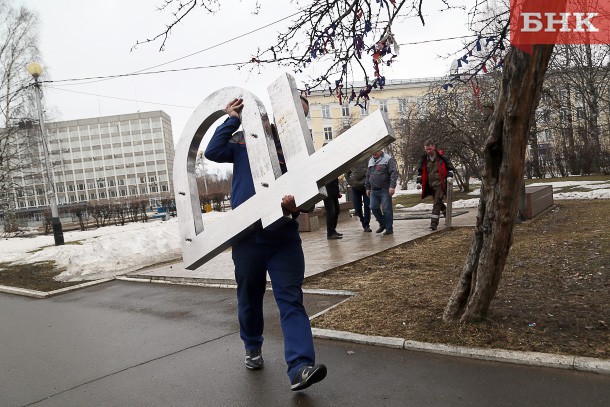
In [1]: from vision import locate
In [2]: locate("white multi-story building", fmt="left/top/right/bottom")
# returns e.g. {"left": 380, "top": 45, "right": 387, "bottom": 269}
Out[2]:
{"left": 7, "top": 110, "right": 174, "bottom": 223}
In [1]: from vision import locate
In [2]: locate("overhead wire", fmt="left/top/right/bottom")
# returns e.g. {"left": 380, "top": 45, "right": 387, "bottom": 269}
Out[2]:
{"left": 45, "top": 86, "right": 196, "bottom": 109}
{"left": 43, "top": 34, "right": 479, "bottom": 85}
{"left": 1, "top": 27, "right": 479, "bottom": 106}
{"left": 51, "top": 10, "right": 305, "bottom": 86}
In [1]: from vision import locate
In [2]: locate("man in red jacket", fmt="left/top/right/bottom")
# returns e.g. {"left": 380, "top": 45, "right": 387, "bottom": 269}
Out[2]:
{"left": 417, "top": 140, "right": 455, "bottom": 231}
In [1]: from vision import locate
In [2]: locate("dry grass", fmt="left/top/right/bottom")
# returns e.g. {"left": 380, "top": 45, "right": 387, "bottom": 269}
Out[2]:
{"left": 304, "top": 200, "right": 609, "bottom": 358}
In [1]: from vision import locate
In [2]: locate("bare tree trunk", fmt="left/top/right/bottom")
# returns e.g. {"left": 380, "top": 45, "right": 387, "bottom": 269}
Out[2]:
{"left": 563, "top": 86, "right": 579, "bottom": 174}
{"left": 530, "top": 121, "right": 543, "bottom": 178}
{"left": 583, "top": 44, "right": 602, "bottom": 172}
{"left": 443, "top": 44, "right": 555, "bottom": 323}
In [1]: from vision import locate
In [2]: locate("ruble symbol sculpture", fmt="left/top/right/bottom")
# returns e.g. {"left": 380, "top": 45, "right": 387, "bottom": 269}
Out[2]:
{"left": 174, "top": 73, "right": 394, "bottom": 270}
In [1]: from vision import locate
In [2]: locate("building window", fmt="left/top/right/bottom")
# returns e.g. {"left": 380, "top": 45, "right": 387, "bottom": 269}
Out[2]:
{"left": 341, "top": 104, "right": 350, "bottom": 117}
{"left": 322, "top": 105, "right": 331, "bottom": 119}
{"left": 398, "top": 99, "right": 407, "bottom": 113}
{"left": 324, "top": 127, "right": 333, "bottom": 141}
{"left": 89, "top": 193, "right": 96, "bottom": 200}
{"left": 379, "top": 100, "right": 388, "bottom": 113}
{"left": 161, "top": 185, "right": 169, "bottom": 192}
{"left": 77, "top": 184, "right": 85, "bottom": 191}
{"left": 99, "top": 192, "right": 106, "bottom": 199}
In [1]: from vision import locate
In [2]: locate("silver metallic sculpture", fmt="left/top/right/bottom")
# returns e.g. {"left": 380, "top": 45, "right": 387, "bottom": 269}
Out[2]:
{"left": 174, "top": 73, "right": 395, "bottom": 270}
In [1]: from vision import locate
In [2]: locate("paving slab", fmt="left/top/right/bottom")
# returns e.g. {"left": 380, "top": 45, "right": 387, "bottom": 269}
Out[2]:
{"left": 132, "top": 208, "right": 478, "bottom": 283}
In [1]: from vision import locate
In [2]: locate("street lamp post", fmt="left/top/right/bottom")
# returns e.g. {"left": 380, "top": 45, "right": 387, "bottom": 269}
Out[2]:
{"left": 27, "top": 62, "right": 64, "bottom": 245}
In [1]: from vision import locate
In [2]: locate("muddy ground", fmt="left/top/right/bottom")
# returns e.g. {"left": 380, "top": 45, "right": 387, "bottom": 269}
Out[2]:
{"left": 304, "top": 200, "right": 609, "bottom": 359}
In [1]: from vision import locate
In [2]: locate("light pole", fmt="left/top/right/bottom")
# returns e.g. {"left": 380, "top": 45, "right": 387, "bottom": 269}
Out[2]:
{"left": 27, "top": 62, "right": 64, "bottom": 245}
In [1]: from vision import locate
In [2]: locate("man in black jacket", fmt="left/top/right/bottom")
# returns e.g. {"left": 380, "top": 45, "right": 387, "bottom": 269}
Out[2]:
{"left": 345, "top": 158, "right": 372, "bottom": 232}
{"left": 323, "top": 178, "right": 342, "bottom": 239}
{"left": 417, "top": 140, "right": 455, "bottom": 231}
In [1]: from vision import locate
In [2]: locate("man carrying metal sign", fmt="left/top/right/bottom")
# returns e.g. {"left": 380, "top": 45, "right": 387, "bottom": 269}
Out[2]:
{"left": 205, "top": 96, "right": 327, "bottom": 392}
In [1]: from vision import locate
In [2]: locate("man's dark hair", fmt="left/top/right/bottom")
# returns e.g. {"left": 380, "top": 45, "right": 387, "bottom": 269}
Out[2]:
{"left": 424, "top": 139, "right": 435, "bottom": 147}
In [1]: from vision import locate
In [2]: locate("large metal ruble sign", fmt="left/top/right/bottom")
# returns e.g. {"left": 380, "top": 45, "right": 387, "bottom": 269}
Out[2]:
{"left": 174, "top": 73, "right": 394, "bottom": 270}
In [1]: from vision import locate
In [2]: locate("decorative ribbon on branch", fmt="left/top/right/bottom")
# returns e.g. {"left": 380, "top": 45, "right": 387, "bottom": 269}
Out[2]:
{"left": 470, "top": 78, "right": 482, "bottom": 112}
{"left": 442, "top": 33, "right": 507, "bottom": 100}
{"left": 305, "top": 3, "right": 400, "bottom": 107}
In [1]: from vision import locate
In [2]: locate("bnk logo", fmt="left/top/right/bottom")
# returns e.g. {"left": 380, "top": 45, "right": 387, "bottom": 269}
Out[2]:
{"left": 510, "top": 0, "right": 610, "bottom": 45}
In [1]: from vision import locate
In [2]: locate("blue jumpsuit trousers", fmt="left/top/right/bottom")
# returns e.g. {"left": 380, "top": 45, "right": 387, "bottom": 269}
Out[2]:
{"left": 232, "top": 239, "right": 315, "bottom": 380}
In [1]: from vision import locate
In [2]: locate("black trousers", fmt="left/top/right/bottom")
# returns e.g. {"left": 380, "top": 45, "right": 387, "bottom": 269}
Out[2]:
{"left": 323, "top": 197, "right": 340, "bottom": 236}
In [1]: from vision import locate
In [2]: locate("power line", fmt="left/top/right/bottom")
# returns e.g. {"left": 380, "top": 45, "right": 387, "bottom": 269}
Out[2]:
{"left": 43, "top": 62, "right": 249, "bottom": 84}
{"left": 131, "top": 10, "right": 304, "bottom": 75}
{"left": 398, "top": 34, "right": 476, "bottom": 46}
{"left": 46, "top": 86, "right": 196, "bottom": 109}
{"left": 54, "top": 10, "right": 304, "bottom": 87}
{"left": 43, "top": 34, "right": 479, "bottom": 85}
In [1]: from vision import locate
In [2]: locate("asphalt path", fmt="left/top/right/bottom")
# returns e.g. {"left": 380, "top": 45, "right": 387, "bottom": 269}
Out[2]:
{"left": 1, "top": 280, "right": 608, "bottom": 406}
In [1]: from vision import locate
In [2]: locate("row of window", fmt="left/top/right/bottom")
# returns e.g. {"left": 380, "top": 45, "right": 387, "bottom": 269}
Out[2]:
{"left": 48, "top": 134, "right": 168, "bottom": 150}
{"left": 49, "top": 118, "right": 165, "bottom": 139}
{"left": 321, "top": 103, "right": 377, "bottom": 118}
{"left": 15, "top": 173, "right": 170, "bottom": 194}
{"left": 57, "top": 179, "right": 168, "bottom": 192}
{"left": 16, "top": 185, "right": 171, "bottom": 208}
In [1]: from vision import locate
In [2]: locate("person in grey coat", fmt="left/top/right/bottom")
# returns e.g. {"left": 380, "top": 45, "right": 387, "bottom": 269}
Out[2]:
{"left": 365, "top": 150, "right": 398, "bottom": 235}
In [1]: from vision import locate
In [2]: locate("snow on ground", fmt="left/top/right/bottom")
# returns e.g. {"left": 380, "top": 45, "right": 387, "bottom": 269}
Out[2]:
{"left": 1, "top": 180, "right": 608, "bottom": 281}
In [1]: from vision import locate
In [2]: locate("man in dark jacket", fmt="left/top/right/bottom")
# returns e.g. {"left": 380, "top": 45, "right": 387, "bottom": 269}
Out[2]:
{"left": 417, "top": 140, "right": 455, "bottom": 231}
{"left": 323, "top": 177, "right": 343, "bottom": 239}
{"left": 204, "top": 97, "right": 327, "bottom": 391}
{"left": 365, "top": 150, "right": 399, "bottom": 235}
{"left": 345, "top": 158, "right": 371, "bottom": 232}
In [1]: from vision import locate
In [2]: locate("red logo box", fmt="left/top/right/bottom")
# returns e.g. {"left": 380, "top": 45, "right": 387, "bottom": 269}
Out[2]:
{"left": 510, "top": 0, "right": 610, "bottom": 46}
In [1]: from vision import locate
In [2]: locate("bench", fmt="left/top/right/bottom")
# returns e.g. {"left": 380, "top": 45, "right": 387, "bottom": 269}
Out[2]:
{"left": 296, "top": 201, "right": 354, "bottom": 232}
{"left": 524, "top": 185, "right": 553, "bottom": 219}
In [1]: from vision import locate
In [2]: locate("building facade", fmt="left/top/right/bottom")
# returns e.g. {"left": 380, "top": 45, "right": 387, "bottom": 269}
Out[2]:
{"left": 6, "top": 111, "right": 174, "bottom": 223}
{"left": 305, "top": 77, "right": 441, "bottom": 150}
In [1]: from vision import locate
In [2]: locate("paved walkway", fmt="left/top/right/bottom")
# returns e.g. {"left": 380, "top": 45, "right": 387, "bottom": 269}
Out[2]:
{"left": 132, "top": 208, "right": 478, "bottom": 283}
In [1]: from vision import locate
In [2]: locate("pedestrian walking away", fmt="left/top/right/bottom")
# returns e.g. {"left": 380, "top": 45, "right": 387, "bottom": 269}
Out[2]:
{"left": 416, "top": 140, "right": 455, "bottom": 231}
{"left": 365, "top": 150, "right": 398, "bottom": 236}
{"left": 204, "top": 96, "right": 327, "bottom": 391}
{"left": 345, "top": 158, "right": 372, "bottom": 232}
{"left": 323, "top": 177, "right": 343, "bottom": 240}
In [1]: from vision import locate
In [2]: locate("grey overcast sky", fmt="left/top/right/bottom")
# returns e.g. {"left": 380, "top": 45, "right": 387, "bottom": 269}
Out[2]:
{"left": 17, "top": 0, "right": 472, "bottom": 147}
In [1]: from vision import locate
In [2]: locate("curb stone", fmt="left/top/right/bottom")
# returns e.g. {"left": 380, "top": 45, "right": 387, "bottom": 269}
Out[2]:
{"left": 312, "top": 328, "right": 610, "bottom": 375}
{"left": 116, "top": 275, "right": 238, "bottom": 289}
{"left": 0, "top": 278, "right": 114, "bottom": 298}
